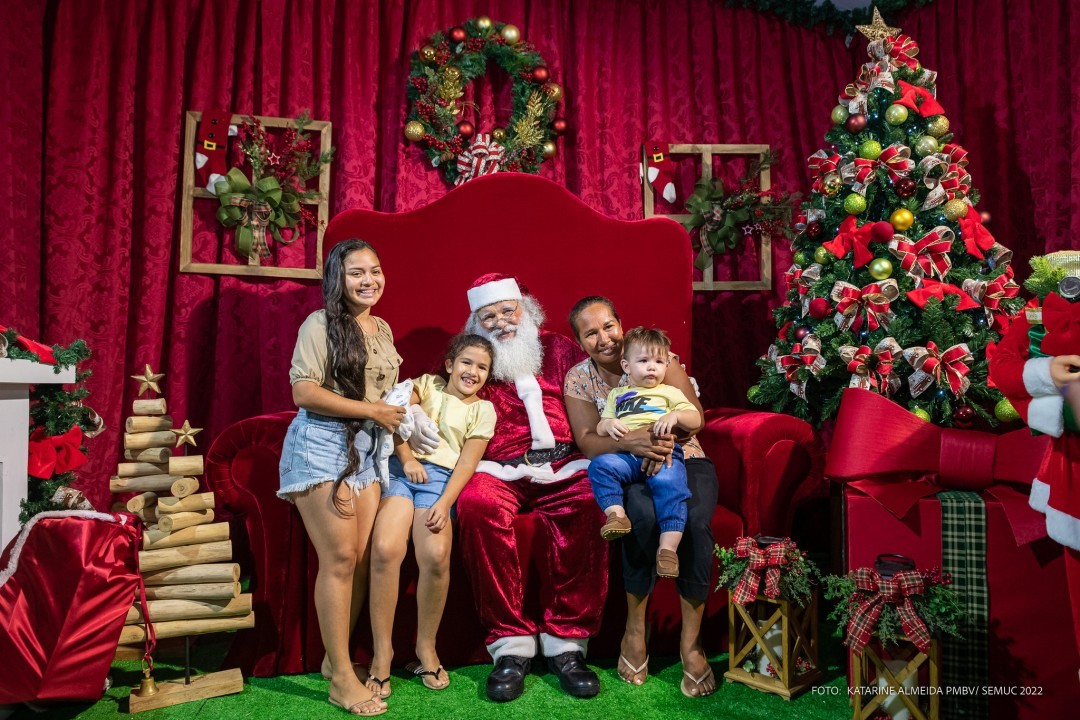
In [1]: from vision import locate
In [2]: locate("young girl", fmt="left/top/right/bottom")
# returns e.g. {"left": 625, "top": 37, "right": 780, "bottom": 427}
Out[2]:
{"left": 278, "top": 239, "right": 404, "bottom": 717}
{"left": 365, "top": 334, "right": 497, "bottom": 696}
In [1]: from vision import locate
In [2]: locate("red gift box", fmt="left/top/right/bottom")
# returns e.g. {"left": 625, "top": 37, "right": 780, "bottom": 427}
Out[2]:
{"left": 830, "top": 389, "right": 1080, "bottom": 719}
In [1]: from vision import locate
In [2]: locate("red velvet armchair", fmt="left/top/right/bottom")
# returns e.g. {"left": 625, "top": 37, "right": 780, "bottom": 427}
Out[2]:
{"left": 205, "top": 174, "right": 824, "bottom": 677}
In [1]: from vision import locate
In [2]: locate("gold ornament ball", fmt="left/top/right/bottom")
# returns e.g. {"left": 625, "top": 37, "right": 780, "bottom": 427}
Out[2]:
{"left": 943, "top": 199, "right": 968, "bottom": 221}
{"left": 868, "top": 257, "right": 893, "bottom": 280}
{"left": 476, "top": 16, "right": 493, "bottom": 31}
{"left": 884, "top": 103, "right": 909, "bottom": 125}
{"left": 404, "top": 121, "right": 426, "bottom": 142}
{"left": 545, "top": 82, "right": 563, "bottom": 102}
{"left": 890, "top": 208, "right": 915, "bottom": 231}
{"left": 419, "top": 45, "right": 437, "bottom": 62}
{"left": 912, "top": 408, "right": 931, "bottom": 422}
{"left": 814, "top": 245, "right": 833, "bottom": 264}
{"left": 444, "top": 66, "right": 462, "bottom": 81}
{"left": 831, "top": 104, "right": 850, "bottom": 125}
{"left": 501, "top": 24, "right": 521, "bottom": 44}
{"left": 541, "top": 140, "right": 557, "bottom": 159}
{"left": 491, "top": 127, "right": 507, "bottom": 142}
{"left": 926, "top": 115, "right": 950, "bottom": 138}
{"left": 823, "top": 174, "right": 843, "bottom": 196}
{"left": 995, "top": 398, "right": 1020, "bottom": 422}
{"left": 843, "top": 193, "right": 867, "bottom": 215}
{"left": 914, "top": 135, "right": 939, "bottom": 157}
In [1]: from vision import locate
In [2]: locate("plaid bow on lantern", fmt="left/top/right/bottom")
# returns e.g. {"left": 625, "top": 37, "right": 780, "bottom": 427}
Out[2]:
{"left": 732, "top": 537, "right": 794, "bottom": 605}
{"left": 776, "top": 335, "right": 826, "bottom": 399}
{"left": 889, "top": 226, "right": 954, "bottom": 285}
{"left": 963, "top": 272, "right": 1020, "bottom": 331}
{"left": 839, "top": 337, "right": 902, "bottom": 395}
{"left": 919, "top": 155, "right": 971, "bottom": 210}
{"left": 455, "top": 133, "right": 505, "bottom": 185}
{"left": 845, "top": 568, "right": 932, "bottom": 654}
{"left": 830, "top": 279, "right": 900, "bottom": 332}
{"left": 903, "top": 341, "right": 973, "bottom": 397}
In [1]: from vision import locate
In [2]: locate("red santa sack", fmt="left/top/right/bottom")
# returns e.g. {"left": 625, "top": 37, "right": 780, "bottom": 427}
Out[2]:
{"left": 0, "top": 511, "right": 141, "bottom": 704}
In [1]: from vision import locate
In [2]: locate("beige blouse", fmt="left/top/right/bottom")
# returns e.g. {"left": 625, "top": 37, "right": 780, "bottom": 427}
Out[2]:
{"left": 289, "top": 310, "right": 402, "bottom": 404}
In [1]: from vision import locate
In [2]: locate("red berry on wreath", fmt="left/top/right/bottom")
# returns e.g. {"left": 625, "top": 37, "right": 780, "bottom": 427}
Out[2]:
{"left": 870, "top": 221, "right": 895, "bottom": 243}
{"left": 808, "top": 298, "right": 830, "bottom": 320}
{"left": 806, "top": 221, "right": 823, "bottom": 238}
{"left": 449, "top": 26, "right": 467, "bottom": 43}
{"left": 457, "top": 121, "right": 475, "bottom": 139}
{"left": 895, "top": 177, "right": 917, "bottom": 198}
{"left": 552, "top": 118, "right": 568, "bottom": 135}
{"left": 532, "top": 66, "right": 549, "bottom": 83}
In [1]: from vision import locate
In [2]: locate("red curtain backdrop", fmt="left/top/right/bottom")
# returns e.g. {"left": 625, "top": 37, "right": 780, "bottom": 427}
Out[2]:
{"left": 1, "top": 0, "right": 1076, "bottom": 511}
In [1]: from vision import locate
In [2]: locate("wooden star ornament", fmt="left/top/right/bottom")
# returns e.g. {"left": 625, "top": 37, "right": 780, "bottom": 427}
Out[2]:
{"left": 856, "top": 7, "right": 900, "bottom": 42}
{"left": 172, "top": 419, "right": 203, "bottom": 449}
{"left": 131, "top": 364, "right": 166, "bottom": 395}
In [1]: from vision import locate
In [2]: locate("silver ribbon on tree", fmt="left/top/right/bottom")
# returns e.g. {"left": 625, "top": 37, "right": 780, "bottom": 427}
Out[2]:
{"left": 775, "top": 334, "right": 827, "bottom": 399}
{"left": 839, "top": 59, "right": 896, "bottom": 115}
{"left": 839, "top": 337, "right": 903, "bottom": 395}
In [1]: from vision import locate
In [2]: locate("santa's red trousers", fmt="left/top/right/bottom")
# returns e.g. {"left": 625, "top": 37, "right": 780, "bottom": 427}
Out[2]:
{"left": 456, "top": 471, "right": 608, "bottom": 646}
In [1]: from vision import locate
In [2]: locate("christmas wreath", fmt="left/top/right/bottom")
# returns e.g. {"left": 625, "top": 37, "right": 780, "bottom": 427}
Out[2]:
{"left": 404, "top": 17, "right": 566, "bottom": 185}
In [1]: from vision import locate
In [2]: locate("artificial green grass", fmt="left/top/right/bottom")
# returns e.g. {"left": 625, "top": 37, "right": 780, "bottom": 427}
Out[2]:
{"left": 16, "top": 638, "right": 851, "bottom": 720}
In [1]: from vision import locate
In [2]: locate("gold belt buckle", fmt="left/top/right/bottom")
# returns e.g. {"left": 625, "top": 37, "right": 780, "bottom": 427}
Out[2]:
{"left": 524, "top": 450, "right": 536, "bottom": 467}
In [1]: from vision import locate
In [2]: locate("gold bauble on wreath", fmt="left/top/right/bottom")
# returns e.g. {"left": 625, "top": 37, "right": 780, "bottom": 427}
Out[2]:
{"left": 868, "top": 257, "right": 893, "bottom": 280}
{"left": 501, "top": 23, "right": 521, "bottom": 44}
{"left": 420, "top": 45, "right": 437, "bottom": 63}
{"left": 476, "top": 16, "right": 493, "bottom": 31}
{"left": 491, "top": 127, "right": 507, "bottom": 142}
{"left": 545, "top": 82, "right": 563, "bottom": 102}
{"left": 443, "top": 66, "right": 462, "bottom": 81}
{"left": 926, "top": 115, "right": 950, "bottom": 138}
{"left": 404, "top": 121, "right": 426, "bottom": 142}
{"left": 890, "top": 208, "right": 915, "bottom": 231}
{"left": 542, "top": 140, "right": 557, "bottom": 159}
{"left": 943, "top": 199, "right": 968, "bottom": 221}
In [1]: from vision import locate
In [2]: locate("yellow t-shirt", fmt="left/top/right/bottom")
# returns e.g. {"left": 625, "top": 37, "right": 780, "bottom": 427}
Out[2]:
{"left": 412, "top": 374, "right": 497, "bottom": 471}
{"left": 600, "top": 383, "right": 696, "bottom": 430}
{"left": 288, "top": 310, "right": 402, "bottom": 404}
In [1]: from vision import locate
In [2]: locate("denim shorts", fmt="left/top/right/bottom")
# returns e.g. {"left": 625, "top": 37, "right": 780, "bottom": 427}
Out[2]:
{"left": 278, "top": 409, "right": 378, "bottom": 502}
{"left": 382, "top": 457, "right": 451, "bottom": 509}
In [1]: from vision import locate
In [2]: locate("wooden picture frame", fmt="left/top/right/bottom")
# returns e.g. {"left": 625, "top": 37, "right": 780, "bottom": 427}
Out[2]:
{"left": 178, "top": 111, "right": 331, "bottom": 279}
{"left": 642, "top": 143, "right": 772, "bottom": 292}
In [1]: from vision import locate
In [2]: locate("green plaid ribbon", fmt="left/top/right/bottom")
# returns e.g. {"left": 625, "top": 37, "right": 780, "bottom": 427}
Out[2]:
{"left": 939, "top": 490, "right": 989, "bottom": 718}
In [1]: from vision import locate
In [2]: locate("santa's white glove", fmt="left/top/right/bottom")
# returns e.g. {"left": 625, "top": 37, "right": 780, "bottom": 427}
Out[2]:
{"left": 406, "top": 404, "right": 441, "bottom": 455}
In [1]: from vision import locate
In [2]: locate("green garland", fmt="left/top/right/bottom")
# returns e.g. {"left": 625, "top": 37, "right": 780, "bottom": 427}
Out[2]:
{"left": 725, "top": 0, "right": 937, "bottom": 35}
{"left": 405, "top": 17, "right": 563, "bottom": 185}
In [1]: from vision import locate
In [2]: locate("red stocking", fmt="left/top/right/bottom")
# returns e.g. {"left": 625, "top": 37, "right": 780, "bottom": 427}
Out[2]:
{"left": 194, "top": 109, "right": 235, "bottom": 194}
{"left": 641, "top": 141, "right": 678, "bottom": 204}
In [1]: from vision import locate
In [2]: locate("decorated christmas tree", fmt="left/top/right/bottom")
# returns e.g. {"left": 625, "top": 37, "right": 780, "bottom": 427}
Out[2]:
{"left": 748, "top": 10, "right": 1024, "bottom": 427}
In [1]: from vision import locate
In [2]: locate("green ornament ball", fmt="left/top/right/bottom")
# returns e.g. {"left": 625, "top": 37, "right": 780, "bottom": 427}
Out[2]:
{"left": 814, "top": 246, "right": 832, "bottom": 264}
{"left": 912, "top": 408, "right": 932, "bottom": 422}
{"left": 868, "top": 257, "right": 893, "bottom": 280}
{"left": 995, "top": 398, "right": 1020, "bottom": 422}
{"left": 885, "top": 104, "right": 909, "bottom": 125}
{"left": 831, "top": 104, "right": 850, "bottom": 125}
{"left": 859, "top": 140, "right": 883, "bottom": 161}
{"left": 793, "top": 251, "right": 808, "bottom": 266}
{"left": 915, "top": 135, "right": 939, "bottom": 157}
{"left": 843, "top": 193, "right": 867, "bottom": 215}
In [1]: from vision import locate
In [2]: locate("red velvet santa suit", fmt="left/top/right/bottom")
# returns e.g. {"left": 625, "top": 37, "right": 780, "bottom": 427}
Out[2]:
{"left": 455, "top": 330, "right": 609, "bottom": 659}
{"left": 989, "top": 296, "right": 1080, "bottom": 653}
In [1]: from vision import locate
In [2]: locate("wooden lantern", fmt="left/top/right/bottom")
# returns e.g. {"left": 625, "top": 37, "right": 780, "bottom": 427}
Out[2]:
{"left": 724, "top": 590, "right": 823, "bottom": 699}
{"left": 850, "top": 635, "right": 941, "bottom": 720}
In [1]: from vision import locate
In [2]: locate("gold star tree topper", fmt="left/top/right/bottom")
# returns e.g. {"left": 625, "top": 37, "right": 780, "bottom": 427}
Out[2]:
{"left": 856, "top": 7, "right": 900, "bottom": 42}
{"left": 131, "top": 364, "right": 166, "bottom": 395}
{"left": 172, "top": 419, "right": 203, "bottom": 449}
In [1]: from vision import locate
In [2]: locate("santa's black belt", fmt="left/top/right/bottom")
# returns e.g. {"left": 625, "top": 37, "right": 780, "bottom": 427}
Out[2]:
{"left": 499, "top": 443, "right": 575, "bottom": 467}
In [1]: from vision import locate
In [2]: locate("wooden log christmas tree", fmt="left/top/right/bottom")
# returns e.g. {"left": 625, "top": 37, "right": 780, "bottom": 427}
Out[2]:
{"left": 111, "top": 365, "right": 250, "bottom": 712}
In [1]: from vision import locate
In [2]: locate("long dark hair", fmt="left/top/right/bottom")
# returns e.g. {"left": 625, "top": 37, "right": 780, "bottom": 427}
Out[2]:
{"left": 323, "top": 238, "right": 378, "bottom": 513}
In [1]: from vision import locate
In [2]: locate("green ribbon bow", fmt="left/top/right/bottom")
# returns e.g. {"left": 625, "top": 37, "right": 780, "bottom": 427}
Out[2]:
{"left": 215, "top": 167, "right": 301, "bottom": 259}
{"left": 683, "top": 178, "right": 751, "bottom": 270}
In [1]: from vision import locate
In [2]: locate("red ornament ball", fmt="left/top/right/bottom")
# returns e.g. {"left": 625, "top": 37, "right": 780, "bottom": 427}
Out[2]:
{"left": 870, "top": 221, "right": 895, "bottom": 243}
{"left": 807, "top": 221, "right": 823, "bottom": 238}
{"left": 845, "top": 114, "right": 867, "bottom": 133}
{"left": 979, "top": 210, "right": 992, "bottom": 225}
{"left": 457, "top": 121, "right": 475, "bottom": 139}
{"left": 953, "top": 405, "right": 976, "bottom": 428}
{"left": 808, "top": 298, "right": 830, "bottom": 320}
{"left": 532, "top": 66, "right": 550, "bottom": 83}
{"left": 449, "top": 26, "right": 467, "bottom": 43}
{"left": 552, "top": 118, "right": 568, "bottom": 135}
{"left": 895, "top": 178, "right": 917, "bottom": 198}
{"left": 793, "top": 327, "right": 810, "bottom": 342}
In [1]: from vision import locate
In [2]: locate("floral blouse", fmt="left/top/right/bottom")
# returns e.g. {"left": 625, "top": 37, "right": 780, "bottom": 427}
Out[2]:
{"left": 563, "top": 356, "right": 705, "bottom": 459}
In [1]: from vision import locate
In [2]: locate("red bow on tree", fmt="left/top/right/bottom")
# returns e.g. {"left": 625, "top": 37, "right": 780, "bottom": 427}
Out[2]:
{"left": 845, "top": 567, "right": 932, "bottom": 654}
{"left": 895, "top": 80, "right": 946, "bottom": 117}
{"left": 1041, "top": 292, "right": 1080, "bottom": 356}
{"left": 776, "top": 335, "right": 826, "bottom": 399}
{"left": 807, "top": 150, "right": 842, "bottom": 192}
{"left": 889, "top": 226, "right": 954, "bottom": 284}
{"left": 839, "top": 337, "right": 902, "bottom": 395}
{"left": 906, "top": 277, "right": 982, "bottom": 311}
{"left": 0, "top": 324, "right": 57, "bottom": 364}
{"left": 830, "top": 280, "right": 900, "bottom": 332}
{"left": 731, "top": 537, "right": 794, "bottom": 605}
{"left": 940, "top": 143, "right": 969, "bottom": 168}
{"left": 823, "top": 216, "right": 875, "bottom": 267}
{"left": 903, "top": 341, "right": 973, "bottom": 397}
{"left": 885, "top": 34, "right": 920, "bottom": 71}
{"left": 957, "top": 211, "right": 995, "bottom": 259}
{"left": 27, "top": 425, "right": 87, "bottom": 479}
{"left": 963, "top": 273, "right": 1020, "bottom": 331}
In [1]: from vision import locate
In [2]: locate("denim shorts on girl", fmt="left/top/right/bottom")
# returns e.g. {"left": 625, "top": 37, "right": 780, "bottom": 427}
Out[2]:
{"left": 278, "top": 409, "right": 379, "bottom": 502}
{"left": 382, "top": 456, "right": 451, "bottom": 509}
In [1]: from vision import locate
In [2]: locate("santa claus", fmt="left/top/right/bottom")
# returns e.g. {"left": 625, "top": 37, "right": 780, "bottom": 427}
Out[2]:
{"left": 989, "top": 250, "right": 1080, "bottom": 675}
{"left": 454, "top": 273, "right": 607, "bottom": 701}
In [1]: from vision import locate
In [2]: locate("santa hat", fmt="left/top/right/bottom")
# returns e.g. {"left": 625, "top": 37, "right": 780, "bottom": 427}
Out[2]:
{"left": 467, "top": 273, "right": 523, "bottom": 312}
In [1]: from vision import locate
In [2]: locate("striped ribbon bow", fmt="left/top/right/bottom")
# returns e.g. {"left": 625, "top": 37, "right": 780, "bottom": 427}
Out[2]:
{"left": 845, "top": 568, "right": 932, "bottom": 654}
{"left": 889, "top": 226, "right": 954, "bottom": 284}
{"left": 731, "top": 537, "right": 794, "bottom": 605}
{"left": 455, "top": 133, "right": 505, "bottom": 185}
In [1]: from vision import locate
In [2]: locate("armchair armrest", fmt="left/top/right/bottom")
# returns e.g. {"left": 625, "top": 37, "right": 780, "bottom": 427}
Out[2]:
{"left": 695, "top": 408, "right": 825, "bottom": 536}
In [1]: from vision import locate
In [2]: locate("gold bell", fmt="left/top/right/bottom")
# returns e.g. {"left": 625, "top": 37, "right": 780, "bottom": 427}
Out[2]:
{"left": 135, "top": 668, "right": 158, "bottom": 697}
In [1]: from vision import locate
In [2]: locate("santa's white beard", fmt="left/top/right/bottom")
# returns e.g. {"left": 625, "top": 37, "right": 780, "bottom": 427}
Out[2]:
{"left": 470, "top": 313, "right": 544, "bottom": 381}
